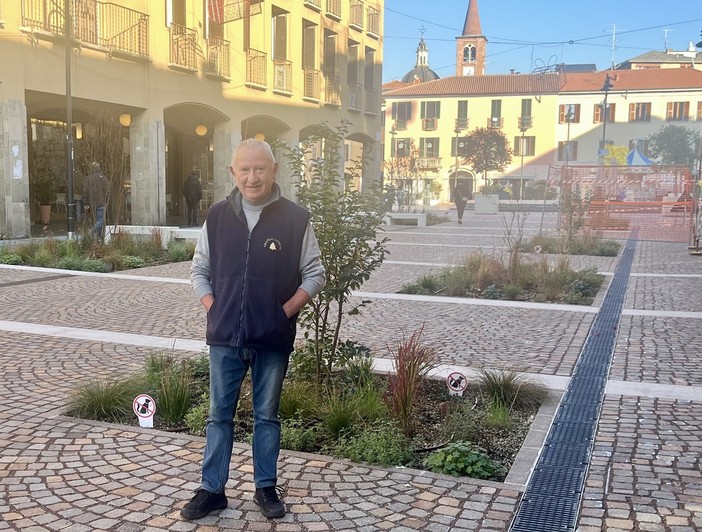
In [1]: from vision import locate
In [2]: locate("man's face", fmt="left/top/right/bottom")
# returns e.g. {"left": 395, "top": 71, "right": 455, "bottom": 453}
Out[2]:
{"left": 231, "top": 145, "right": 278, "bottom": 204}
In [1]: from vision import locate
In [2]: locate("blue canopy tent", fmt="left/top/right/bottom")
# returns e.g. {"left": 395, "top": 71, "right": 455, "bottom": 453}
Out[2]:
{"left": 627, "top": 146, "right": 652, "bottom": 166}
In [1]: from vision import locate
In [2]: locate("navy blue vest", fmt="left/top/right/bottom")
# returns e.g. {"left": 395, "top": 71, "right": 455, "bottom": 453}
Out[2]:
{"left": 205, "top": 192, "right": 309, "bottom": 353}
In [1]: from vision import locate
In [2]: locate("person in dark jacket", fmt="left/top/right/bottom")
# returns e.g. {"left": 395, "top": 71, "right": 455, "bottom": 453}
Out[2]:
{"left": 183, "top": 169, "right": 203, "bottom": 226}
{"left": 83, "top": 161, "right": 110, "bottom": 239}
{"left": 183, "top": 139, "right": 325, "bottom": 522}
{"left": 453, "top": 179, "right": 468, "bottom": 224}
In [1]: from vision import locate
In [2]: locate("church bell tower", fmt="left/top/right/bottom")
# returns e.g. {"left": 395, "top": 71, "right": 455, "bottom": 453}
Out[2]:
{"left": 456, "top": 0, "right": 487, "bottom": 76}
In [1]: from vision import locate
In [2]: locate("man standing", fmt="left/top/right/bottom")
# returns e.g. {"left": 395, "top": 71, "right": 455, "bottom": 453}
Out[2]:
{"left": 183, "top": 169, "right": 203, "bottom": 226}
{"left": 184, "top": 139, "right": 325, "bottom": 521}
{"left": 83, "top": 161, "right": 110, "bottom": 239}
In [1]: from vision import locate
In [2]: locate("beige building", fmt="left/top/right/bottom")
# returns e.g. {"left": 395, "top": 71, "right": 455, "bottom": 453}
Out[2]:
{"left": 382, "top": 0, "right": 702, "bottom": 204}
{"left": 0, "top": 0, "right": 384, "bottom": 238}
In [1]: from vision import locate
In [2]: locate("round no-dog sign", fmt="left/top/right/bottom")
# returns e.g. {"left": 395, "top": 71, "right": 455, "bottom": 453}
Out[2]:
{"left": 446, "top": 372, "right": 467, "bottom": 396}
{"left": 133, "top": 394, "right": 156, "bottom": 427}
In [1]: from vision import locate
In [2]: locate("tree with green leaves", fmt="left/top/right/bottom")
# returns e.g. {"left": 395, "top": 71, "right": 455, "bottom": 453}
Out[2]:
{"left": 648, "top": 124, "right": 698, "bottom": 167}
{"left": 384, "top": 137, "right": 421, "bottom": 212}
{"left": 281, "top": 121, "right": 388, "bottom": 390}
{"left": 461, "top": 127, "right": 513, "bottom": 187}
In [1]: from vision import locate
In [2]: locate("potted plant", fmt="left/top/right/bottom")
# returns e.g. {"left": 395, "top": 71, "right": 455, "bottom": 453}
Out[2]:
{"left": 33, "top": 174, "right": 57, "bottom": 224}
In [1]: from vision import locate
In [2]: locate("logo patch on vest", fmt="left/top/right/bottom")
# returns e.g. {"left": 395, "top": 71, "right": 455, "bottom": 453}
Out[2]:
{"left": 264, "top": 238, "right": 282, "bottom": 251}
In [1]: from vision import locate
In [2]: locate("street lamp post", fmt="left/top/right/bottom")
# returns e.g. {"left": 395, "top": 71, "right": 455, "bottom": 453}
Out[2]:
{"left": 64, "top": 0, "right": 76, "bottom": 239}
{"left": 599, "top": 73, "right": 614, "bottom": 164}
{"left": 454, "top": 119, "right": 464, "bottom": 196}
{"left": 518, "top": 115, "right": 532, "bottom": 200}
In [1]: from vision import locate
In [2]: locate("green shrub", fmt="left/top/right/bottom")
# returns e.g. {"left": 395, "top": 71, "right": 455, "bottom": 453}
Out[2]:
{"left": 0, "top": 254, "right": 23, "bottom": 265}
{"left": 331, "top": 420, "right": 413, "bottom": 467}
{"left": 81, "top": 258, "right": 109, "bottom": 272}
{"left": 167, "top": 241, "right": 194, "bottom": 262}
{"left": 502, "top": 284, "right": 522, "bottom": 300}
{"left": 424, "top": 442, "right": 505, "bottom": 480}
{"left": 56, "top": 256, "right": 86, "bottom": 270}
{"left": 478, "top": 368, "right": 547, "bottom": 410}
{"left": 184, "top": 392, "right": 209, "bottom": 436}
{"left": 281, "top": 417, "right": 319, "bottom": 452}
{"left": 320, "top": 393, "right": 359, "bottom": 439}
{"left": 279, "top": 380, "right": 320, "bottom": 420}
{"left": 66, "top": 376, "right": 143, "bottom": 423}
{"left": 482, "top": 284, "right": 502, "bottom": 299}
{"left": 593, "top": 240, "right": 620, "bottom": 256}
{"left": 157, "top": 367, "right": 192, "bottom": 426}
{"left": 30, "top": 247, "right": 54, "bottom": 267}
{"left": 484, "top": 402, "right": 514, "bottom": 430}
{"left": 400, "top": 273, "right": 441, "bottom": 295}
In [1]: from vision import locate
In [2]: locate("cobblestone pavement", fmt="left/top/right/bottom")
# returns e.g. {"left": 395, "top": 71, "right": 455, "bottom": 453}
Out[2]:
{"left": 0, "top": 212, "right": 701, "bottom": 531}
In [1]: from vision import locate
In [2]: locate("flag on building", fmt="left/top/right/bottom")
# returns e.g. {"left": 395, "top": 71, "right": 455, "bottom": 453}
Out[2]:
{"left": 208, "top": 0, "right": 224, "bottom": 24}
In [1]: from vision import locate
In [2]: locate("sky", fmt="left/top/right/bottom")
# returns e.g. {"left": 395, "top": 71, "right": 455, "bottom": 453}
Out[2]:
{"left": 382, "top": 0, "right": 702, "bottom": 82}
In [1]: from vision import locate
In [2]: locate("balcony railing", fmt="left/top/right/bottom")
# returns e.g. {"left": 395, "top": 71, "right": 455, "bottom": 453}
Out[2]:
{"left": 247, "top": 48, "right": 267, "bottom": 87}
{"left": 21, "top": 0, "right": 149, "bottom": 57}
{"left": 419, "top": 158, "right": 441, "bottom": 170}
{"left": 365, "top": 88, "right": 378, "bottom": 114}
{"left": 273, "top": 59, "right": 292, "bottom": 93}
{"left": 455, "top": 117, "right": 469, "bottom": 130}
{"left": 393, "top": 119, "right": 407, "bottom": 131}
{"left": 170, "top": 23, "right": 197, "bottom": 70}
{"left": 304, "top": 68, "right": 321, "bottom": 101}
{"left": 518, "top": 116, "right": 533, "bottom": 130}
{"left": 422, "top": 117, "right": 437, "bottom": 131}
{"left": 304, "top": 0, "right": 321, "bottom": 10}
{"left": 207, "top": 35, "right": 230, "bottom": 78}
{"left": 366, "top": 6, "right": 380, "bottom": 37}
{"left": 326, "top": 0, "right": 341, "bottom": 19}
{"left": 349, "top": 0, "right": 363, "bottom": 30}
{"left": 222, "top": 0, "right": 262, "bottom": 23}
{"left": 487, "top": 116, "right": 504, "bottom": 128}
{"left": 324, "top": 75, "right": 341, "bottom": 106}
{"left": 349, "top": 81, "right": 363, "bottom": 110}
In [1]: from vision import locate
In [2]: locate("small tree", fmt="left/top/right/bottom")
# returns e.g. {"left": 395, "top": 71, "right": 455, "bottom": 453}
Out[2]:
{"left": 604, "top": 145, "right": 629, "bottom": 166}
{"left": 283, "top": 121, "right": 388, "bottom": 390}
{"left": 462, "top": 127, "right": 513, "bottom": 187}
{"left": 76, "top": 110, "right": 129, "bottom": 228}
{"left": 384, "top": 138, "right": 422, "bottom": 212}
{"left": 649, "top": 124, "right": 698, "bottom": 167}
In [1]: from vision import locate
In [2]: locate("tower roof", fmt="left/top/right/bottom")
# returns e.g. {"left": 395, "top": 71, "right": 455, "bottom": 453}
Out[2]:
{"left": 462, "top": 0, "right": 482, "bottom": 36}
{"left": 400, "top": 36, "right": 440, "bottom": 84}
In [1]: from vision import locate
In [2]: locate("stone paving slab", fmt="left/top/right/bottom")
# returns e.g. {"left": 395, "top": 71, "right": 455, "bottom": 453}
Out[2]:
{"left": 610, "top": 315, "right": 702, "bottom": 386}
{"left": 625, "top": 276, "right": 702, "bottom": 312}
{"left": 581, "top": 395, "right": 702, "bottom": 532}
{"left": 632, "top": 241, "right": 702, "bottom": 275}
{"left": 339, "top": 296, "right": 593, "bottom": 375}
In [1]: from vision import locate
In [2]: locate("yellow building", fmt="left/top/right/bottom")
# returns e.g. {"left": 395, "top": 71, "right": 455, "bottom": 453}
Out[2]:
{"left": 0, "top": 0, "right": 384, "bottom": 238}
{"left": 382, "top": 0, "right": 702, "bottom": 205}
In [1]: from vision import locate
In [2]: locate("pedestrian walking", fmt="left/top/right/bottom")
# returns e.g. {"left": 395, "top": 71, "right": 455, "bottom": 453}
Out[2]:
{"left": 83, "top": 161, "right": 110, "bottom": 240}
{"left": 183, "top": 169, "right": 203, "bottom": 226}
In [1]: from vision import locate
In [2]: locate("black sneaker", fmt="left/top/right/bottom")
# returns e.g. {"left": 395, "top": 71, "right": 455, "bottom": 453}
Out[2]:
{"left": 180, "top": 489, "right": 228, "bottom": 520}
{"left": 253, "top": 486, "right": 286, "bottom": 518}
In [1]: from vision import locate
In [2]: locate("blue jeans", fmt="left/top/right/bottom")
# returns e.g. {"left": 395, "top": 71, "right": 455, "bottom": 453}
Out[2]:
{"left": 201, "top": 345, "right": 289, "bottom": 493}
{"left": 93, "top": 205, "right": 105, "bottom": 239}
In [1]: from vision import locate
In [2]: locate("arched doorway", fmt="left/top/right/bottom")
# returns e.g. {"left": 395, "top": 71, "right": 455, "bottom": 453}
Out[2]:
{"left": 164, "top": 103, "right": 229, "bottom": 225}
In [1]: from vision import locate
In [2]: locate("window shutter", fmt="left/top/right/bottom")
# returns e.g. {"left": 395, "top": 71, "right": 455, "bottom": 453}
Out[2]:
{"left": 421, "top": 102, "right": 426, "bottom": 119}
{"left": 629, "top": 103, "right": 635, "bottom": 122}
{"left": 392, "top": 102, "right": 397, "bottom": 120}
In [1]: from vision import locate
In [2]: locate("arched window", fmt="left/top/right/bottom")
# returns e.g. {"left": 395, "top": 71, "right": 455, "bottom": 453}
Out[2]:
{"left": 463, "top": 44, "right": 476, "bottom": 63}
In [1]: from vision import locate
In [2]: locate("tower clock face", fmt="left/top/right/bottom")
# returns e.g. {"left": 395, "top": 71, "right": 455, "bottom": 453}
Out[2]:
{"left": 463, "top": 65, "right": 475, "bottom": 76}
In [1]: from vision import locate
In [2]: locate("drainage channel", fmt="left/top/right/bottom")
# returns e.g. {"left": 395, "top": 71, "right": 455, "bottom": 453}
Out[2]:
{"left": 510, "top": 237, "right": 637, "bottom": 532}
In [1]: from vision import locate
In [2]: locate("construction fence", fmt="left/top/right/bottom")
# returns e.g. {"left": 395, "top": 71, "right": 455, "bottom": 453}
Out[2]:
{"left": 554, "top": 164, "right": 695, "bottom": 243}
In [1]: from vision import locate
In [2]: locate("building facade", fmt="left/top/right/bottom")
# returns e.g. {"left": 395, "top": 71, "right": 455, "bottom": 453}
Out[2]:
{"left": 0, "top": 0, "right": 384, "bottom": 238}
{"left": 382, "top": 1, "right": 702, "bottom": 205}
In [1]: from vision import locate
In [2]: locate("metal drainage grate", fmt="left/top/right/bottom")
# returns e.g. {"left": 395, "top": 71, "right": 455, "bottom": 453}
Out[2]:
{"left": 510, "top": 238, "right": 637, "bottom": 532}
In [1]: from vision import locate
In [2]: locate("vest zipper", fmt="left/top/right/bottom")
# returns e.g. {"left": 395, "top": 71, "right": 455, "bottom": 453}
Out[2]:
{"left": 236, "top": 229, "right": 252, "bottom": 346}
